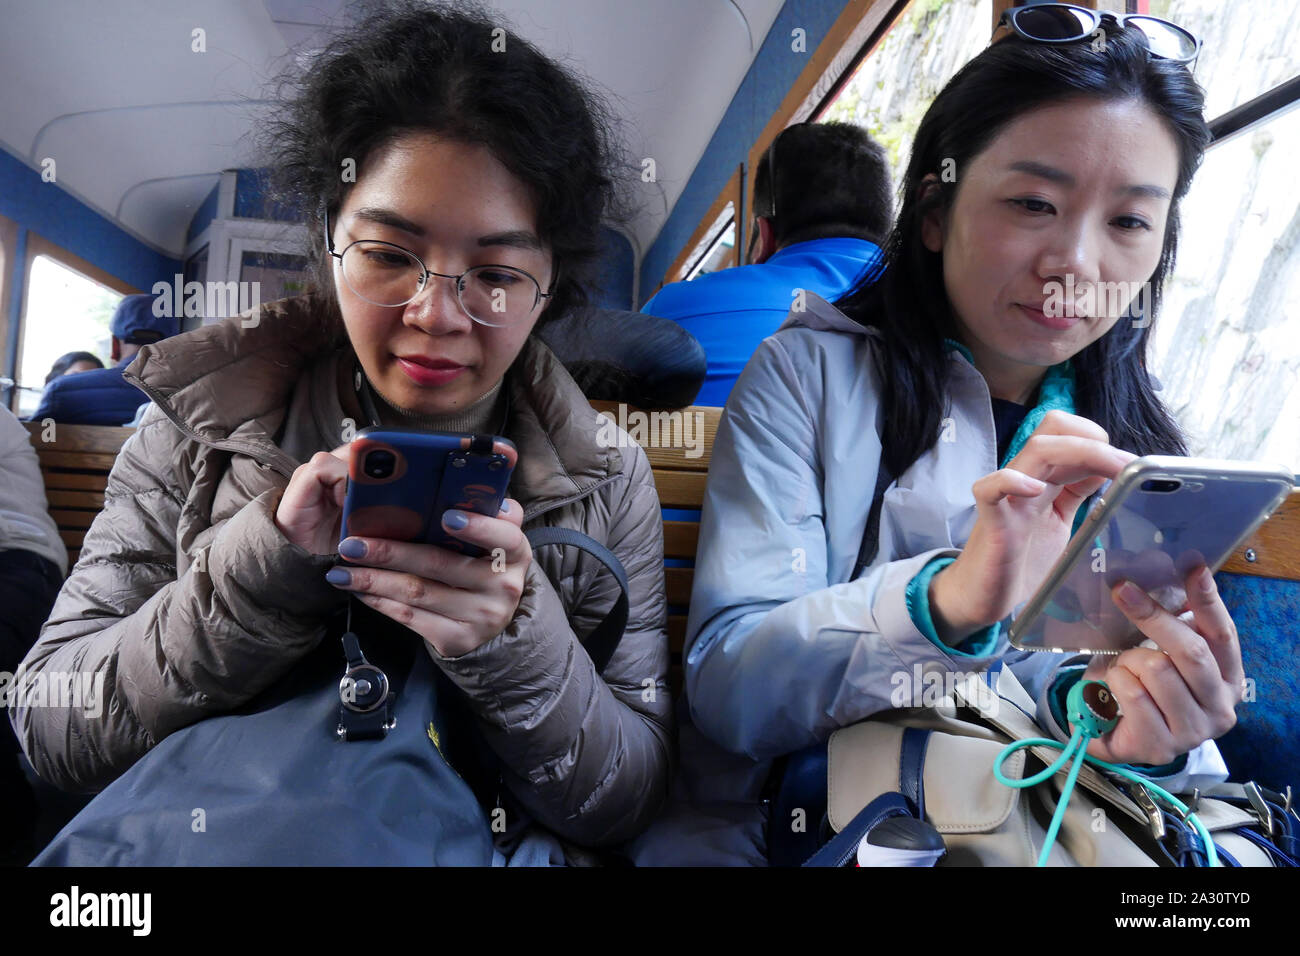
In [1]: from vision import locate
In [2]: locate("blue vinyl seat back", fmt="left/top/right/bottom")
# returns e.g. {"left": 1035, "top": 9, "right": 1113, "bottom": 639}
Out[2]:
{"left": 1214, "top": 571, "right": 1299, "bottom": 788}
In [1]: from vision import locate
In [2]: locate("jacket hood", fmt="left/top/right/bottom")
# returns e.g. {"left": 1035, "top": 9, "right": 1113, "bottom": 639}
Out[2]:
{"left": 775, "top": 291, "right": 876, "bottom": 337}
{"left": 122, "top": 295, "right": 622, "bottom": 512}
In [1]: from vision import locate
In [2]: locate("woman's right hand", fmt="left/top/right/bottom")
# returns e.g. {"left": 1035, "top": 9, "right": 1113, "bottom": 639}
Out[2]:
{"left": 273, "top": 445, "right": 351, "bottom": 556}
{"left": 928, "top": 410, "right": 1135, "bottom": 644}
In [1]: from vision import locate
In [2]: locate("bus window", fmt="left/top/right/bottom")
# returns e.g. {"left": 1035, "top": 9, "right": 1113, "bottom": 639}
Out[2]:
{"left": 16, "top": 254, "right": 123, "bottom": 418}
{"left": 1155, "top": 0, "right": 1300, "bottom": 118}
{"left": 684, "top": 203, "right": 737, "bottom": 281}
{"left": 1143, "top": 1, "right": 1300, "bottom": 471}
{"left": 818, "top": 0, "right": 993, "bottom": 192}
{"left": 1152, "top": 101, "right": 1300, "bottom": 471}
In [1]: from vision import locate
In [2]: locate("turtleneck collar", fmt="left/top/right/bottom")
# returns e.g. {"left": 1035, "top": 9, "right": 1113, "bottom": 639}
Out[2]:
{"left": 357, "top": 369, "right": 508, "bottom": 436}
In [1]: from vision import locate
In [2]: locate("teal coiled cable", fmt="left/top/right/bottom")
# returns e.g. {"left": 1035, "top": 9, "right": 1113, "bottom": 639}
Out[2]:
{"left": 992, "top": 680, "right": 1218, "bottom": 867}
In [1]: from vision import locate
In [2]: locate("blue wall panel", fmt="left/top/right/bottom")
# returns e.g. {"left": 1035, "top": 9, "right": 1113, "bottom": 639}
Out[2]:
{"left": 187, "top": 182, "right": 220, "bottom": 244}
{"left": 234, "top": 167, "right": 301, "bottom": 222}
{"left": 0, "top": 147, "right": 181, "bottom": 386}
{"left": 0, "top": 148, "right": 181, "bottom": 292}
{"left": 638, "top": 0, "right": 855, "bottom": 305}
{"left": 594, "top": 226, "right": 634, "bottom": 311}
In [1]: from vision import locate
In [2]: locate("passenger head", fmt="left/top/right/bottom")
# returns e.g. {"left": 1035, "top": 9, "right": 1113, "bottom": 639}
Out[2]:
{"left": 839, "top": 27, "right": 1210, "bottom": 476}
{"left": 110, "top": 293, "right": 176, "bottom": 362}
{"left": 45, "top": 351, "right": 104, "bottom": 385}
{"left": 749, "top": 121, "right": 892, "bottom": 263}
{"left": 268, "top": 0, "right": 622, "bottom": 415}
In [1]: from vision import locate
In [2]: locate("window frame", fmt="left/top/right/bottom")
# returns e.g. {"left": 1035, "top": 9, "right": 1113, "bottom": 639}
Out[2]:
{"left": 11, "top": 233, "right": 139, "bottom": 414}
{"left": 661, "top": 165, "right": 744, "bottom": 295}
{"left": 0, "top": 213, "right": 16, "bottom": 397}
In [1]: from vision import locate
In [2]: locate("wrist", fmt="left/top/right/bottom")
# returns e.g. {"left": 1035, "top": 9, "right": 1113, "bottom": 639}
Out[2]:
{"left": 928, "top": 558, "right": 997, "bottom": 645}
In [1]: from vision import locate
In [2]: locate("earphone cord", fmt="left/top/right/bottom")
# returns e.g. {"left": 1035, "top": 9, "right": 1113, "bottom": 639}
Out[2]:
{"left": 993, "top": 732, "right": 1218, "bottom": 867}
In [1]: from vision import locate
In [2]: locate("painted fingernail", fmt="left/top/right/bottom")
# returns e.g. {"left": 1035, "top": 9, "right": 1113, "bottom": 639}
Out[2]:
{"left": 443, "top": 509, "right": 469, "bottom": 530}
{"left": 338, "top": 538, "right": 366, "bottom": 559}
{"left": 1116, "top": 581, "right": 1151, "bottom": 612}
{"left": 1197, "top": 566, "right": 1215, "bottom": 593}
{"left": 326, "top": 568, "right": 352, "bottom": 587}
{"left": 499, "top": 500, "right": 509, "bottom": 514}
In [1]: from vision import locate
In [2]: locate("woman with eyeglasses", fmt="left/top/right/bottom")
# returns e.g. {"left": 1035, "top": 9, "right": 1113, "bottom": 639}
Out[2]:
{"left": 14, "top": 1, "right": 671, "bottom": 865}
{"left": 662, "top": 7, "right": 1241, "bottom": 864}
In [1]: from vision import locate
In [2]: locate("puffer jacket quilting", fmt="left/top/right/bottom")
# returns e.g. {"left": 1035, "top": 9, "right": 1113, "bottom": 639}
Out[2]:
{"left": 10, "top": 295, "right": 673, "bottom": 847}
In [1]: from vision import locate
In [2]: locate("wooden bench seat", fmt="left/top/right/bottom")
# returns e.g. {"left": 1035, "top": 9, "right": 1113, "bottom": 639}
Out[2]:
{"left": 588, "top": 401, "right": 723, "bottom": 692}
{"left": 21, "top": 410, "right": 1299, "bottom": 699}
{"left": 22, "top": 421, "right": 137, "bottom": 568}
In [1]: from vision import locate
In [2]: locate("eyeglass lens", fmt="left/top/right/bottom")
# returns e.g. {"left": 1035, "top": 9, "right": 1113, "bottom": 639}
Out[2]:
{"left": 1012, "top": 6, "right": 1196, "bottom": 61}
{"left": 1126, "top": 15, "right": 1198, "bottom": 60}
{"left": 339, "top": 241, "right": 539, "bottom": 323}
{"left": 1013, "top": 5, "right": 1093, "bottom": 40}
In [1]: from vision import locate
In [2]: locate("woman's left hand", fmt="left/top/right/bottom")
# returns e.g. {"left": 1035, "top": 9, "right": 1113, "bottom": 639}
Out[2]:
{"left": 327, "top": 498, "right": 532, "bottom": 658}
{"left": 1078, "top": 565, "right": 1244, "bottom": 766}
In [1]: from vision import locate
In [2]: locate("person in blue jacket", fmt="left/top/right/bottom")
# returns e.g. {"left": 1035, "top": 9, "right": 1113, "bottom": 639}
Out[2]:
{"left": 641, "top": 122, "right": 890, "bottom": 406}
{"left": 27, "top": 294, "right": 177, "bottom": 425}
{"left": 635, "top": 13, "right": 1245, "bottom": 865}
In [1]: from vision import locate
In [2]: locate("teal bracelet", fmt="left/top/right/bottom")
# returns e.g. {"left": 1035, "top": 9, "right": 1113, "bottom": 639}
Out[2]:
{"left": 906, "top": 556, "right": 1001, "bottom": 657}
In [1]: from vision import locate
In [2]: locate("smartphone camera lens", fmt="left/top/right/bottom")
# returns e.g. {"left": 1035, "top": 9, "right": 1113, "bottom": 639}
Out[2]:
{"left": 1140, "top": 478, "right": 1182, "bottom": 493}
{"left": 363, "top": 449, "right": 397, "bottom": 480}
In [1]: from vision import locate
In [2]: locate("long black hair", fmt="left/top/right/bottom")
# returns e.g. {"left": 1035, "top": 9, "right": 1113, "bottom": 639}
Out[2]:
{"left": 264, "top": 0, "right": 626, "bottom": 344}
{"left": 837, "top": 29, "right": 1210, "bottom": 479}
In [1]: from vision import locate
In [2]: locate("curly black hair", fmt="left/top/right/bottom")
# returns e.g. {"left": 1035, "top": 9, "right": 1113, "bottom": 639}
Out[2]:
{"left": 263, "top": 0, "right": 626, "bottom": 342}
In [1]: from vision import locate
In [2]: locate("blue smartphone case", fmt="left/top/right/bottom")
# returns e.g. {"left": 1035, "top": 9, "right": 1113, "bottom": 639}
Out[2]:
{"left": 339, "top": 429, "right": 517, "bottom": 558}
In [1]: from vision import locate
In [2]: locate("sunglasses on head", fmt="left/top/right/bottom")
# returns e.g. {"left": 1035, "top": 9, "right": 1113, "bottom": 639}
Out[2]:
{"left": 997, "top": 3, "right": 1200, "bottom": 65}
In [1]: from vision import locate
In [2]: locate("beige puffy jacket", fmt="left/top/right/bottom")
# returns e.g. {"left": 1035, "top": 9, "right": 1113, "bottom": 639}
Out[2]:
{"left": 11, "top": 295, "right": 673, "bottom": 846}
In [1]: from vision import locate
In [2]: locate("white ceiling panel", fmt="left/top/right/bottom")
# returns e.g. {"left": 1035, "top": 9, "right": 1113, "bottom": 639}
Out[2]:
{"left": 0, "top": 0, "right": 785, "bottom": 260}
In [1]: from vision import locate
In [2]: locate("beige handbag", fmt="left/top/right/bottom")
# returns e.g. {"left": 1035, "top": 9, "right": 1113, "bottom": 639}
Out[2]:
{"left": 826, "top": 667, "right": 1275, "bottom": 866}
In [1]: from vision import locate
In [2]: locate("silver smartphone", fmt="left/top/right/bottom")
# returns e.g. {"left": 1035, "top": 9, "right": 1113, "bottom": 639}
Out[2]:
{"left": 1008, "top": 456, "right": 1294, "bottom": 655}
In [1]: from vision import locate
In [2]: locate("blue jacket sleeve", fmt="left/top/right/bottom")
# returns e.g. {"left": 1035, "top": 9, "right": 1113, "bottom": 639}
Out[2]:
{"left": 28, "top": 382, "right": 63, "bottom": 423}
{"left": 685, "top": 336, "right": 1001, "bottom": 760}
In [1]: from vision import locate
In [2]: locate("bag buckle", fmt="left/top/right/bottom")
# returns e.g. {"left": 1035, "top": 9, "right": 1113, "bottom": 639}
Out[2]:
{"left": 1252, "top": 783, "right": 1299, "bottom": 827}
{"left": 1132, "top": 784, "right": 1166, "bottom": 840}
{"left": 1244, "top": 781, "right": 1277, "bottom": 837}
{"left": 1173, "top": 787, "right": 1201, "bottom": 823}
{"left": 1282, "top": 785, "right": 1300, "bottom": 826}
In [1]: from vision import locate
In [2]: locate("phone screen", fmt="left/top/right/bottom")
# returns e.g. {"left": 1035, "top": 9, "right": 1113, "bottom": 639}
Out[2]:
{"left": 1010, "top": 458, "right": 1293, "bottom": 654}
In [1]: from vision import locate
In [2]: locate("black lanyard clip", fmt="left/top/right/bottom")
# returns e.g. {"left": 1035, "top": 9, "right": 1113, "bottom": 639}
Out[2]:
{"left": 336, "top": 605, "right": 395, "bottom": 741}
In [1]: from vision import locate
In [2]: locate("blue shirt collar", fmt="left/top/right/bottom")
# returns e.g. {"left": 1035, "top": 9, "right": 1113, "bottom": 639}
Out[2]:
{"left": 766, "top": 236, "right": 881, "bottom": 264}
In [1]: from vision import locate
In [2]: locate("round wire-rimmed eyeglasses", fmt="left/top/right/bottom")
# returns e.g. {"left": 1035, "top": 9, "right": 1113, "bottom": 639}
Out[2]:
{"left": 322, "top": 206, "right": 553, "bottom": 328}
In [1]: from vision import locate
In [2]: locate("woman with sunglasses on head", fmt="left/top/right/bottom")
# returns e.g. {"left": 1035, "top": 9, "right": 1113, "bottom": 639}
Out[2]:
{"left": 674, "top": 7, "right": 1240, "bottom": 862}
{"left": 13, "top": 1, "right": 671, "bottom": 865}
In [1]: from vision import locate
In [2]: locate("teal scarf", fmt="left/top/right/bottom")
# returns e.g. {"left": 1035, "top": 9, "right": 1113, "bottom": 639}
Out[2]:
{"left": 944, "top": 339, "right": 1084, "bottom": 534}
{"left": 942, "top": 338, "right": 1077, "bottom": 466}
